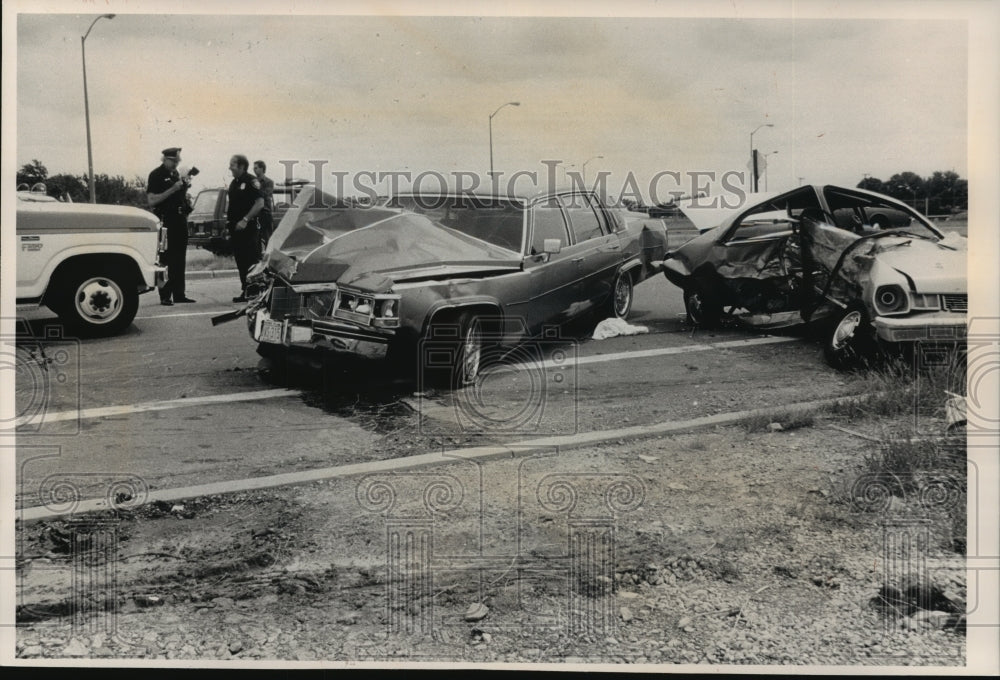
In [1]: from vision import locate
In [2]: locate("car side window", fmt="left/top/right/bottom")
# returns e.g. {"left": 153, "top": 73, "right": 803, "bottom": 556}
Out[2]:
{"left": 530, "top": 199, "right": 570, "bottom": 255}
{"left": 559, "top": 194, "right": 605, "bottom": 244}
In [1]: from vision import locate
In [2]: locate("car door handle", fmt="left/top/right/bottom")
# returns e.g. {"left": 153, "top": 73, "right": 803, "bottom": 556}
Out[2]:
{"left": 605, "top": 242, "right": 621, "bottom": 250}
{"left": 572, "top": 257, "right": 585, "bottom": 263}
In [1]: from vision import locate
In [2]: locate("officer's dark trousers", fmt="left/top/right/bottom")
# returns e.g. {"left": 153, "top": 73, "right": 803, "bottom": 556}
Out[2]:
{"left": 256, "top": 211, "right": 274, "bottom": 252}
{"left": 230, "top": 224, "right": 261, "bottom": 293}
{"left": 161, "top": 212, "right": 188, "bottom": 301}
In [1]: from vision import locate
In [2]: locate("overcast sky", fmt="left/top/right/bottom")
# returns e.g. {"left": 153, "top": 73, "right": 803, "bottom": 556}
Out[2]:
{"left": 13, "top": 5, "right": 969, "bottom": 201}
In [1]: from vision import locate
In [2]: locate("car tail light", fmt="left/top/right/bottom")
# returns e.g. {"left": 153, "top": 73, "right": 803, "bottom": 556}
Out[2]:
{"left": 874, "top": 284, "right": 909, "bottom": 316}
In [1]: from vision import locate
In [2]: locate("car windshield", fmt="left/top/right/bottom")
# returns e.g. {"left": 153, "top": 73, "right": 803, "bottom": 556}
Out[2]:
{"left": 386, "top": 195, "right": 525, "bottom": 253}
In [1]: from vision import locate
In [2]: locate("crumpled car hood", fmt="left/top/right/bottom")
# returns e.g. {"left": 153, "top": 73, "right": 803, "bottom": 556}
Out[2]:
{"left": 266, "top": 211, "right": 521, "bottom": 288}
{"left": 870, "top": 234, "right": 967, "bottom": 293}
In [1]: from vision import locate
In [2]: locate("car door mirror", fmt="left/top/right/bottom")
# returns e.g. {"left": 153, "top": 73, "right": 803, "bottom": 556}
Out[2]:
{"left": 543, "top": 238, "right": 562, "bottom": 255}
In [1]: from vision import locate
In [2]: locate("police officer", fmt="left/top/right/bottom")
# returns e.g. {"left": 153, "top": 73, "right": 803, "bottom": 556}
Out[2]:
{"left": 227, "top": 154, "right": 265, "bottom": 303}
{"left": 253, "top": 160, "right": 275, "bottom": 252}
{"left": 147, "top": 147, "right": 195, "bottom": 305}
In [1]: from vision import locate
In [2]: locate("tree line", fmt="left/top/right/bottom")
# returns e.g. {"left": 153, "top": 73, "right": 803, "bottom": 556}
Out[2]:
{"left": 856, "top": 170, "right": 966, "bottom": 215}
{"left": 16, "top": 159, "right": 149, "bottom": 208}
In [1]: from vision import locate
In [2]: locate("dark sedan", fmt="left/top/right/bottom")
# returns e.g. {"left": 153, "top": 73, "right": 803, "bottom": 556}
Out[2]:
{"left": 238, "top": 185, "right": 668, "bottom": 385}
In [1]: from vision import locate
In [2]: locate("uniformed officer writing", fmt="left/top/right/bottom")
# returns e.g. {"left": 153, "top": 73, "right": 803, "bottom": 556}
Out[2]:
{"left": 147, "top": 147, "right": 195, "bottom": 305}
{"left": 227, "top": 154, "right": 265, "bottom": 303}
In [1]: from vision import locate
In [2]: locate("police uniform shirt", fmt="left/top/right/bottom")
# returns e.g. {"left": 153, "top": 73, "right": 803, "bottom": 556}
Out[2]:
{"left": 227, "top": 172, "right": 264, "bottom": 225}
{"left": 148, "top": 164, "right": 183, "bottom": 215}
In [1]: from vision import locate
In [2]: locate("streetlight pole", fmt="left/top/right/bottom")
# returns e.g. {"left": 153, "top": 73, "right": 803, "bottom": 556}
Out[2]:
{"left": 761, "top": 151, "right": 778, "bottom": 191}
{"left": 488, "top": 101, "right": 520, "bottom": 179}
{"left": 749, "top": 123, "right": 773, "bottom": 193}
{"left": 582, "top": 155, "right": 604, "bottom": 185}
{"left": 82, "top": 13, "right": 115, "bottom": 204}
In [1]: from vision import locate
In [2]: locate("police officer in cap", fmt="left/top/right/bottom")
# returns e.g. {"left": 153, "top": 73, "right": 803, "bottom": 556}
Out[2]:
{"left": 147, "top": 147, "right": 195, "bottom": 305}
{"left": 227, "top": 154, "right": 265, "bottom": 302}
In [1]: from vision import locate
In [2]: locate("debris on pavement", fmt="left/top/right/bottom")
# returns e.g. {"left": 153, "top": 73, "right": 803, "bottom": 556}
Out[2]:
{"left": 592, "top": 317, "right": 650, "bottom": 340}
{"left": 464, "top": 602, "right": 489, "bottom": 622}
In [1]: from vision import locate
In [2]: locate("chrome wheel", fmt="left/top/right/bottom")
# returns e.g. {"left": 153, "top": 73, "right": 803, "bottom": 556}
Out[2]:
{"left": 74, "top": 276, "right": 124, "bottom": 325}
{"left": 831, "top": 310, "right": 863, "bottom": 350}
{"left": 612, "top": 272, "right": 633, "bottom": 318}
{"left": 461, "top": 318, "right": 483, "bottom": 384}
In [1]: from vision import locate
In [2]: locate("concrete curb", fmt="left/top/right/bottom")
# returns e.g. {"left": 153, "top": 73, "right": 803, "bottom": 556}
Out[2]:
{"left": 18, "top": 392, "right": 870, "bottom": 522}
{"left": 187, "top": 269, "right": 239, "bottom": 280}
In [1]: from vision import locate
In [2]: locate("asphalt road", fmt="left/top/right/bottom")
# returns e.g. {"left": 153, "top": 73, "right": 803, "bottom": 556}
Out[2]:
{"left": 13, "top": 271, "right": 859, "bottom": 508}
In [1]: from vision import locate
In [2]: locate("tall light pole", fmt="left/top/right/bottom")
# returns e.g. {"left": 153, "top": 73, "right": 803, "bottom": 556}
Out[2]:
{"left": 82, "top": 13, "right": 116, "bottom": 204}
{"left": 489, "top": 101, "right": 520, "bottom": 179}
{"left": 761, "top": 150, "right": 778, "bottom": 191}
{"left": 749, "top": 123, "right": 773, "bottom": 193}
{"left": 582, "top": 155, "right": 604, "bottom": 185}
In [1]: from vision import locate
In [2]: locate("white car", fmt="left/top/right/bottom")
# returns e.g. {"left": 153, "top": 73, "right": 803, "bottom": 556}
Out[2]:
{"left": 15, "top": 191, "right": 168, "bottom": 337}
{"left": 664, "top": 184, "right": 966, "bottom": 367}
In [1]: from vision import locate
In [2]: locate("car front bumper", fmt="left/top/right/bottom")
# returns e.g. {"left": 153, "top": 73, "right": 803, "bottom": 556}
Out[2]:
{"left": 873, "top": 312, "right": 967, "bottom": 342}
{"left": 251, "top": 310, "right": 391, "bottom": 359}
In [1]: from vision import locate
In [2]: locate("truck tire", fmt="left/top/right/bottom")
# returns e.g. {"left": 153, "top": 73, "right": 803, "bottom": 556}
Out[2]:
{"left": 57, "top": 267, "right": 139, "bottom": 337}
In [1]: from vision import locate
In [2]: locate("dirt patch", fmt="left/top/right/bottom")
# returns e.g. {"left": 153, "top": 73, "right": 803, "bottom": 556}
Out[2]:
{"left": 16, "top": 399, "right": 966, "bottom": 664}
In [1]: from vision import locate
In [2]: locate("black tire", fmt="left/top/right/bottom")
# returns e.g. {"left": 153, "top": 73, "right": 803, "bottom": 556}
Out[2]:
{"left": 421, "top": 312, "right": 483, "bottom": 389}
{"left": 683, "top": 284, "right": 722, "bottom": 328}
{"left": 56, "top": 267, "right": 139, "bottom": 337}
{"left": 608, "top": 270, "right": 635, "bottom": 319}
{"left": 823, "top": 303, "right": 877, "bottom": 370}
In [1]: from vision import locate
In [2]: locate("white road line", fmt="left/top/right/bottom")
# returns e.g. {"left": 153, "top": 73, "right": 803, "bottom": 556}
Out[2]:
{"left": 17, "top": 336, "right": 802, "bottom": 426}
{"left": 15, "top": 388, "right": 300, "bottom": 426}
{"left": 135, "top": 310, "right": 233, "bottom": 320}
{"left": 539, "top": 335, "right": 796, "bottom": 369}
{"left": 18, "top": 392, "right": 861, "bottom": 522}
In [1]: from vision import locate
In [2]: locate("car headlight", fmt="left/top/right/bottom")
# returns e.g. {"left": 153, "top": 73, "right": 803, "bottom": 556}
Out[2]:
{"left": 874, "top": 284, "right": 910, "bottom": 316}
{"left": 372, "top": 295, "right": 401, "bottom": 328}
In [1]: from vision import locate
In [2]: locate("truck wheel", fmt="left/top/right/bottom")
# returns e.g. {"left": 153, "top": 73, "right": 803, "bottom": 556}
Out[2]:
{"left": 58, "top": 268, "right": 139, "bottom": 337}
{"left": 683, "top": 284, "right": 722, "bottom": 328}
{"left": 422, "top": 312, "right": 483, "bottom": 388}
{"left": 823, "top": 303, "right": 876, "bottom": 369}
{"left": 608, "top": 270, "right": 634, "bottom": 319}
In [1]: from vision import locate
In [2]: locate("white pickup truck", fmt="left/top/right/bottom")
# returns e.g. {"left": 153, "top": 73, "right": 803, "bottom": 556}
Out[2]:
{"left": 15, "top": 191, "right": 168, "bottom": 337}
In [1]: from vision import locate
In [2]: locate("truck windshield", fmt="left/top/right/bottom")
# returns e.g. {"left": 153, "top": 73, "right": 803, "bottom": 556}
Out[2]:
{"left": 192, "top": 190, "right": 221, "bottom": 215}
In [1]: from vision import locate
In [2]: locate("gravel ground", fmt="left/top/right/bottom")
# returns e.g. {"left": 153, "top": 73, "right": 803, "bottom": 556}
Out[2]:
{"left": 16, "top": 409, "right": 967, "bottom": 666}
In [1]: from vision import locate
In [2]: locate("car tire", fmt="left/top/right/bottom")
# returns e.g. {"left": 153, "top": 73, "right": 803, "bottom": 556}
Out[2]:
{"left": 58, "top": 267, "right": 139, "bottom": 337}
{"left": 683, "top": 284, "right": 722, "bottom": 328}
{"left": 609, "top": 270, "right": 634, "bottom": 319}
{"left": 422, "top": 312, "right": 483, "bottom": 388}
{"left": 823, "top": 303, "right": 877, "bottom": 370}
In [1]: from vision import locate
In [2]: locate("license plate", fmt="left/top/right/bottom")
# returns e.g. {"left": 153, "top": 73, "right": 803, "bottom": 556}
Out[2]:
{"left": 259, "top": 319, "right": 283, "bottom": 344}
